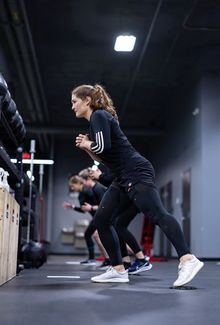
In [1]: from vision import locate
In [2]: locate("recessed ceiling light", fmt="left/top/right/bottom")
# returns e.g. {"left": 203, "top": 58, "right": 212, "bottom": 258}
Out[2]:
{"left": 114, "top": 35, "right": 136, "bottom": 52}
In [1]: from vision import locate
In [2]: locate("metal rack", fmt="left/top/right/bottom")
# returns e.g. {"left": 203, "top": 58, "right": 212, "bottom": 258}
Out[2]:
{"left": 0, "top": 73, "right": 35, "bottom": 272}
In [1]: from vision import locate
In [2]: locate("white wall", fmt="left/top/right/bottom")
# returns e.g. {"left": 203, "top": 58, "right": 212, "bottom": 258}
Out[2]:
{"left": 153, "top": 75, "right": 220, "bottom": 258}
{"left": 200, "top": 76, "right": 220, "bottom": 257}
{"left": 153, "top": 81, "right": 204, "bottom": 257}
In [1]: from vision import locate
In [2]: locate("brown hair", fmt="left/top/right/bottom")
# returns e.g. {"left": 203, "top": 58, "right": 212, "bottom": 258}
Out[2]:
{"left": 72, "top": 84, "right": 118, "bottom": 120}
{"left": 78, "top": 168, "right": 91, "bottom": 180}
{"left": 68, "top": 175, "right": 84, "bottom": 186}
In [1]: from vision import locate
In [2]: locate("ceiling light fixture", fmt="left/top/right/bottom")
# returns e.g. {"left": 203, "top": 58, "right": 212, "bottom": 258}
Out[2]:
{"left": 114, "top": 35, "right": 136, "bottom": 52}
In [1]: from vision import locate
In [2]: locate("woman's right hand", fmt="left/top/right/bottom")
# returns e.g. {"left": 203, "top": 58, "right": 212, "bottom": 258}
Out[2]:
{"left": 75, "top": 134, "right": 92, "bottom": 150}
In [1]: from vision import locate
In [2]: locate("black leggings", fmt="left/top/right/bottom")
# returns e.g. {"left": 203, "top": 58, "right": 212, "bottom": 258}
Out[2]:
{"left": 84, "top": 219, "right": 96, "bottom": 260}
{"left": 114, "top": 191, "right": 141, "bottom": 258}
{"left": 94, "top": 182, "right": 190, "bottom": 266}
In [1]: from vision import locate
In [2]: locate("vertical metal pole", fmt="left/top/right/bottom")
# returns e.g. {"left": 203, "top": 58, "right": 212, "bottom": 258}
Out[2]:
{"left": 39, "top": 164, "right": 44, "bottom": 195}
{"left": 15, "top": 146, "right": 24, "bottom": 273}
{"left": 38, "top": 164, "right": 44, "bottom": 242}
{"left": 27, "top": 139, "right": 35, "bottom": 243}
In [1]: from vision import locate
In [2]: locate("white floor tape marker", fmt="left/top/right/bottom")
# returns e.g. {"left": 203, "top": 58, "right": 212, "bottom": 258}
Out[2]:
{"left": 65, "top": 261, "right": 81, "bottom": 265}
{"left": 47, "top": 275, "right": 80, "bottom": 279}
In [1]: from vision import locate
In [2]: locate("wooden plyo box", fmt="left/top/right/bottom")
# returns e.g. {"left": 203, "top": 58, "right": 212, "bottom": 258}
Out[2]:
{"left": 0, "top": 188, "right": 20, "bottom": 286}
{"left": 7, "top": 194, "right": 20, "bottom": 281}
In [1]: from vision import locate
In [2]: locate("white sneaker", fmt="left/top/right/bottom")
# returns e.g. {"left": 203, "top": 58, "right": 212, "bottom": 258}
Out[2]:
{"left": 173, "top": 255, "right": 204, "bottom": 287}
{"left": 91, "top": 267, "right": 129, "bottom": 283}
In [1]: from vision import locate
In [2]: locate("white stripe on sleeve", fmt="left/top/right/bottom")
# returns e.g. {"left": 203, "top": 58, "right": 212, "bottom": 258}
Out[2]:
{"left": 91, "top": 131, "right": 104, "bottom": 154}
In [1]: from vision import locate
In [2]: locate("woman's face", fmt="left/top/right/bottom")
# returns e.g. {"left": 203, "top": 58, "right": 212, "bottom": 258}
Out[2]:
{"left": 71, "top": 94, "right": 90, "bottom": 118}
{"left": 69, "top": 182, "right": 82, "bottom": 192}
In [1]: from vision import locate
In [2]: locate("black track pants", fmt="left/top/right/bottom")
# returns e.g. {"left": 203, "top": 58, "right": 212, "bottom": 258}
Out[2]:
{"left": 114, "top": 191, "right": 141, "bottom": 258}
{"left": 94, "top": 182, "right": 190, "bottom": 266}
{"left": 84, "top": 219, "right": 96, "bottom": 260}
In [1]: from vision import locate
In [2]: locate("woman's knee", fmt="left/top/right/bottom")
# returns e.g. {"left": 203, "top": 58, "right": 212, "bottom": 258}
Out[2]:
{"left": 94, "top": 220, "right": 110, "bottom": 232}
{"left": 152, "top": 211, "right": 172, "bottom": 225}
{"left": 93, "top": 211, "right": 109, "bottom": 230}
{"left": 93, "top": 213, "right": 101, "bottom": 229}
{"left": 114, "top": 219, "right": 126, "bottom": 233}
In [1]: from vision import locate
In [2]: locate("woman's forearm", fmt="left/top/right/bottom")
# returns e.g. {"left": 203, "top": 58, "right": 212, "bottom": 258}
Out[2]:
{"left": 84, "top": 148, "right": 102, "bottom": 162}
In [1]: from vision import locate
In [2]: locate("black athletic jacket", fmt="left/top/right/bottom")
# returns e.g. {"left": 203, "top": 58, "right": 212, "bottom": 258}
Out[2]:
{"left": 89, "top": 110, "right": 155, "bottom": 186}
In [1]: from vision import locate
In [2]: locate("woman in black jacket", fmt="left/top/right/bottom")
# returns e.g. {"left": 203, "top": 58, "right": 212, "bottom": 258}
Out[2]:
{"left": 71, "top": 84, "right": 204, "bottom": 285}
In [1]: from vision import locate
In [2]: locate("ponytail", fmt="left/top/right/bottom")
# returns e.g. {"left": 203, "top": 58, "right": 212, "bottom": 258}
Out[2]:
{"left": 72, "top": 84, "right": 118, "bottom": 120}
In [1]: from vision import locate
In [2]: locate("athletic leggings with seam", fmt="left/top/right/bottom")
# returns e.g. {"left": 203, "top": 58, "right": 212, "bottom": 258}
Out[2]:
{"left": 94, "top": 182, "right": 190, "bottom": 266}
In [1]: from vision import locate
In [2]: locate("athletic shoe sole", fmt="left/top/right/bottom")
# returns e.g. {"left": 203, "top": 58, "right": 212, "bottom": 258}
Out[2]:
{"left": 128, "top": 263, "right": 153, "bottom": 275}
{"left": 173, "top": 261, "right": 204, "bottom": 287}
{"left": 91, "top": 277, "right": 129, "bottom": 283}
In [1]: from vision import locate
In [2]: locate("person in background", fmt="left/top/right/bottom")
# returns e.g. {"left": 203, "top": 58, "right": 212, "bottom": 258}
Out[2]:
{"left": 63, "top": 175, "right": 98, "bottom": 265}
{"left": 63, "top": 173, "right": 110, "bottom": 268}
{"left": 78, "top": 168, "right": 111, "bottom": 269}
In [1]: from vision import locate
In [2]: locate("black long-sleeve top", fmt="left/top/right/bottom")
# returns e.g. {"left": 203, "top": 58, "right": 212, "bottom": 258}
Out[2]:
{"left": 74, "top": 187, "right": 97, "bottom": 216}
{"left": 89, "top": 110, "right": 155, "bottom": 187}
{"left": 74, "top": 182, "right": 106, "bottom": 216}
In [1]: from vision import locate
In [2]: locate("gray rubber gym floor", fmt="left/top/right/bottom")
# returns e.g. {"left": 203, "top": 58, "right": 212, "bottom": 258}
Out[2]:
{"left": 0, "top": 255, "right": 219, "bottom": 325}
